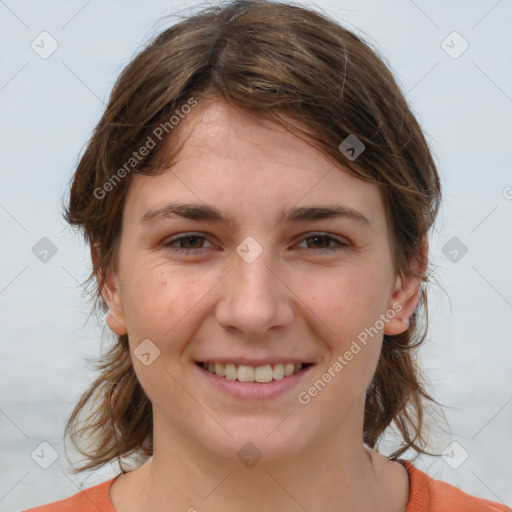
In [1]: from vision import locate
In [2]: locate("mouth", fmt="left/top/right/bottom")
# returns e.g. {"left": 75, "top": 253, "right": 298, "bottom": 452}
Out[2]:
{"left": 195, "top": 361, "right": 314, "bottom": 383}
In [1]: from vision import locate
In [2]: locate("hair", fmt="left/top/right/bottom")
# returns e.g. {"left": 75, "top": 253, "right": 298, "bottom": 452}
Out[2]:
{"left": 63, "top": 0, "right": 443, "bottom": 474}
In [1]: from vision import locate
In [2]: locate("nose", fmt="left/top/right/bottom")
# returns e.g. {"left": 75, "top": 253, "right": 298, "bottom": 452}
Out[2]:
{"left": 214, "top": 248, "right": 294, "bottom": 339}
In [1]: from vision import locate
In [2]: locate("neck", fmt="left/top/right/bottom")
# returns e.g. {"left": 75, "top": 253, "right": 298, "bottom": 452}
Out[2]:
{"left": 120, "top": 410, "right": 400, "bottom": 512}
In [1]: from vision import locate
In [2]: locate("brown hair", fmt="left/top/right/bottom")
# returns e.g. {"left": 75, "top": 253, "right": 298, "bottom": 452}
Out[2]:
{"left": 63, "top": 0, "right": 443, "bottom": 474}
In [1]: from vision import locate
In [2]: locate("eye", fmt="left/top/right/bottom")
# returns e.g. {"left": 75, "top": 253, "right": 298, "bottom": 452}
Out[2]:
{"left": 163, "top": 232, "right": 349, "bottom": 255}
{"left": 294, "top": 233, "right": 350, "bottom": 252}
{"left": 163, "top": 233, "right": 215, "bottom": 253}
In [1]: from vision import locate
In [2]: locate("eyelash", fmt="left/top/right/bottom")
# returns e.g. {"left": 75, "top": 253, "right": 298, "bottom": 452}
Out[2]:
{"left": 163, "top": 232, "right": 350, "bottom": 254}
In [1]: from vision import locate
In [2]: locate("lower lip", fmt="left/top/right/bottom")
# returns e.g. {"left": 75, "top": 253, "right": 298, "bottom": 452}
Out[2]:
{"left": 195, "top": 363, "right": 314, "bottom": 400}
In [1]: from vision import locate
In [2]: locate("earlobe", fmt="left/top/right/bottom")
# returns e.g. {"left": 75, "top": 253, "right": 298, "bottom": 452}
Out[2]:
{"left": 102, "top": 274, "right": 128, "bottom": 336}
{"left": 383, "top": 275, "right": 420, "bottom": 336}
{"left": 105, "top": 307, "right": 128, "bottom": 335}
{"left": 384, "top": 237, "right": 428, "bottom": 336}
{"left": 91, "top": 243, "right": 128, "bottom": 336}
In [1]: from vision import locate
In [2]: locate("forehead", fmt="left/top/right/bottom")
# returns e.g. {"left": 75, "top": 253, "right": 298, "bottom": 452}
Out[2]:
{"left": 123, "top": 99, "right": 386, "bottom": 233}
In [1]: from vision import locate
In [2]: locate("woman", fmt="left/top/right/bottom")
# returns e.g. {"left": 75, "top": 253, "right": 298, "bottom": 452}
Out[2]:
{"left": 24, "top": 0, "right": 510, "bottom": 510}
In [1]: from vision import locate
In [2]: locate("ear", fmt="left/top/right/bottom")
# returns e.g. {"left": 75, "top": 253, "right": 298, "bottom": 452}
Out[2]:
{"left": 91, "top": 243, "right": 127, "bottom": 336}
{"left": 384, "top": 237, "right": 428, "bottom": 336}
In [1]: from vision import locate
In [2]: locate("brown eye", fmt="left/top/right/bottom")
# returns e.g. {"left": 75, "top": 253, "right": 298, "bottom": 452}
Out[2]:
{"left": 306, "top": 235, "right": 330, "bottom": 249}
{"left": 296, "top": 233, "right": 349, "bottom": 252}
{"left": 177, "top": 235, "right": 205, "bottom": 249}
{"left": 164, "top": 234, "right": 214, "bottom": 253}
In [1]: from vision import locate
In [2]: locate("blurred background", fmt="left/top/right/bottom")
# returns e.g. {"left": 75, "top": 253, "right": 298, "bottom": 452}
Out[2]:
{"left": 1, "top": 0, "right": 511, "bottom": 510}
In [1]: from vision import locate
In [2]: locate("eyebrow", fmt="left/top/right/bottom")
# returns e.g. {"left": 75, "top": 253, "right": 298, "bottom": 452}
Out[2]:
{"left": 140, "top": 202, "right": 370, "bottom": 227}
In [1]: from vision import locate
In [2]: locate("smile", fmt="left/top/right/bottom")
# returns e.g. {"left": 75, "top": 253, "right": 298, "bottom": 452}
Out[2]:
{"left": 196, "top": 361, "right": 313, "bottom": 383}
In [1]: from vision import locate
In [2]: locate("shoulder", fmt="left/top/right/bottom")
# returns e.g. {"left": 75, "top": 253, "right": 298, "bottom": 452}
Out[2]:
{"left": 22, "top": 477, "right": 117, "bottom": 512}
{"left": 401, "top": 460, "right": 511, "bottom": 512}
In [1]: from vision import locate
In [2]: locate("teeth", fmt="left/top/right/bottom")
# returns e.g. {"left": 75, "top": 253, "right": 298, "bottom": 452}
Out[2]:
{"left": 254, "top": 364, "right": 273, "bottom": 383}
{"left": 201, "top": 361, "right": 306, "bottom": 382}
{"left": 284, "top": 363, "right": 295, "bottom": 377}
{"left": 272, "top": 363, "right": 285, "bottom": 380}
{"left": 237, "top": 365, "right": 254, "bottom": 382}
{"left": 224, "top": 363, "right": 237, "bottom": 380}
{"left": 214, "top": 362, "right": 225, "bottom": 377}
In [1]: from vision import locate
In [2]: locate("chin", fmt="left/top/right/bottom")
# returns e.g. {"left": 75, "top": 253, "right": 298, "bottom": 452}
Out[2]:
{"left": 196, "top": 415, "right": 312, "bottom": 468}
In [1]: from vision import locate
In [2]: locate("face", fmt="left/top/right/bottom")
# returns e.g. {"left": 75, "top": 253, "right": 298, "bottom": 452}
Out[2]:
{"left": 101, "top": 98, "right": 421, "bottom": 465}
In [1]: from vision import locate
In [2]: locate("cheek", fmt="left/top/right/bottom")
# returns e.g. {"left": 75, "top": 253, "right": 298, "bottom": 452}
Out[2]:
{"left": 294, "top": 261, "right": 391, "bottom": 339}
{"left": 121, "top": 262, "right": 210, "bottom": 343}
{"left": 293, "top": 267, "right": 388, "bottom": 418}
{"left": 293, "top": 261, "right": 391, "bottom": 396}
{"left": 120, "top": 265, "right": 212, "bottom": 403}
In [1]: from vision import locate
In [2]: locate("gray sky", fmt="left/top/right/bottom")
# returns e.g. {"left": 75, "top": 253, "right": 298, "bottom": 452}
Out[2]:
{"left": 1, "top": 0, "right": 511, "bottom": 510}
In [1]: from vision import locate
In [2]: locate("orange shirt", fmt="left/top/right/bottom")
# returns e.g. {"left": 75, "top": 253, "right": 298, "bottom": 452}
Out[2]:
{"left": 23, "top": 459, "right": 511, "bottom": 511}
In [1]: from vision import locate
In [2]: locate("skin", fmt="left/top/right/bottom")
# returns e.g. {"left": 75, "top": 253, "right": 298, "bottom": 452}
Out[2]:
{"left": 100, "top": 97, "right": 426, "bottom": 512}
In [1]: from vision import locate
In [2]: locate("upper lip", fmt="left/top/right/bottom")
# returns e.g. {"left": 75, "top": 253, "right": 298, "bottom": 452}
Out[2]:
{"left": 196, "top": 357, "right": 314, "bottom": 366}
